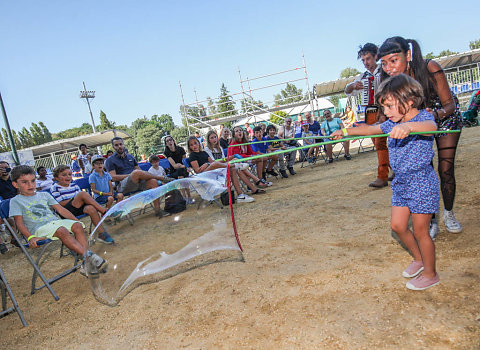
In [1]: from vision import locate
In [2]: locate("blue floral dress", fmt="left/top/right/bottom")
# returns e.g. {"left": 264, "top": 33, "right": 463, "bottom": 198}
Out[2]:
{"left": 380, "top": 110, "right": 439, "bottom": 214}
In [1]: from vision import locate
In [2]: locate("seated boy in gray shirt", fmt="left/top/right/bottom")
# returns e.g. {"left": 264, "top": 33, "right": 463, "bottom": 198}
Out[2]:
{"left": 9, "top": 165, "right": 107, "bottom": 275}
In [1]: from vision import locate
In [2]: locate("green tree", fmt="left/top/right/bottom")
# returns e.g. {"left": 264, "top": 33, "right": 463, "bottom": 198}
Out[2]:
{"left": 135, "top": 124, "right": 165, "bottom": 156}
{"left": 206, "top": 97, "right": 217, "bottom": 116}
{"left": 438, "top": 49, "right": 458, "bottom": 57}
{"left": 241, "top": 96, "right": 266, "bottom": 113}
{"left": 38, "top": 122, "right": 52, "bottom": 143}
{"left": 18, "top": 127, "right": 34, "bottom": 148}
{"left": 0, "top": 130, "right": 7, "bottom": 152}
{"left": 340, "top": 67, "right": 361, "bottom": 79}
{"left": 469, "top": 39, "right": 480, "bottom": 50}
{"left": 151, "top": 114, "right": 175, "bottom": 134}
{"left": 99, "top": 110, "right": 116, "bottom": 130}
{"left": 170, "top": 126, "right": 190, "bottom": 145}
{"left": 53, "top": 123, "right": 93, "bottom": 140}
{"left": 216, "top": 84, "right": 237, "bottom": 117}
{"left": 274, "top": 83, "right": 303, "bottom": 106}
{"left": 269, "top": 110, "right": 289, "bottom": 125}
{"left": 30, "top": 122, "right": 44, "bottom": 144}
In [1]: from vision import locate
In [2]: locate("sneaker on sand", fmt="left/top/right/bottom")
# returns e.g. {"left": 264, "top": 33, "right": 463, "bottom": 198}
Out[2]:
{"left": 267, "top": 169, "right": 279, "bottom": 177}
{"left": 237, "top": 194, "right": 255, "bottom": 203}
{"left": 279, "top": 169, "right": 288, "bottom": 178}
{"left": 86, "top": 252, "right": 108, "bottom": 275}
{"left": 429, "top": 217, "right": 440, "bottom": 240}
{"left": 186, "top": 197, "right": 195, "bottom": 205}
{"left": 443, "top": 209, "right": 462, "bottom": 233}
{"left": 260, "top": 179, "right": 273, "bottom": 187}
{"left": 155, "top": 209, "right": 172, "bottom": 217}
{"left": 402, "top": 261, "right": 424, "bottom": 278}
{"left": 235, "top": 163, "right": 249, "bottom": 171}
{"left": 97, "top": 232, "right": 115, "bottom": 245}
{"left": 406, "top": 273, "right": 440, "bottom": 291}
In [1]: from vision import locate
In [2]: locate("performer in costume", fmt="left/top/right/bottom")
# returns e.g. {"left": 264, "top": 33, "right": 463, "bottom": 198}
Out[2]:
{"left": 378, "top": 36, "right": 463, "bottom": 238}
{"left": 345, "top": 43, "right": 390, "bottom": 188}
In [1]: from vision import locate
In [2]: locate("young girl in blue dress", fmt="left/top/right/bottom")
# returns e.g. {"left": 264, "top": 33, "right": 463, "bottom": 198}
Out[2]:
{"left": 331, "top": 74, "right": 440, "bottom": 290}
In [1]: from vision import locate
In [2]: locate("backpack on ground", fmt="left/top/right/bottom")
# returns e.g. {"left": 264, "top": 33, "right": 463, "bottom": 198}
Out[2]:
{"left": 164, "top": 189, "right": 186, "bottom": 214}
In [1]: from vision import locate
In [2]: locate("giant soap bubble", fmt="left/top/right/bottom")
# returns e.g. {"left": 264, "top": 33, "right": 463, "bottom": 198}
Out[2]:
{"left": 86, "top": 168, "right": 243, "bottom": 306}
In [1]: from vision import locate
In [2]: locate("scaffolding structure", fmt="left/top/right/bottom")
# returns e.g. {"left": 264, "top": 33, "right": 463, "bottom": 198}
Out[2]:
{"left": 179, "top": 54, "right": 328, "bottom": 134}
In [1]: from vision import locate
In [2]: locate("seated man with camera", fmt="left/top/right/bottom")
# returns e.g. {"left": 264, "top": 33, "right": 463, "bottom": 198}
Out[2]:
{"left": 0, "top": 161, "right": 17, "bottom": 200}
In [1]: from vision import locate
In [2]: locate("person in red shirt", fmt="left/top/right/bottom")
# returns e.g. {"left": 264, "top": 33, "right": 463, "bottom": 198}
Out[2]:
{"left": 228, "top": 126, "right": 271, "bottom": 187}
{"left": 244, "top": 123, "right": 254, "bottom": 140}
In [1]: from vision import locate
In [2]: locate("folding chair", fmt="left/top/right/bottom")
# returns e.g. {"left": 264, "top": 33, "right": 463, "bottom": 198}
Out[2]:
{"left": 0, "top": 200, "right": 80, "bottom": 299}
{"left": 0, "top": 265, "right": 28, "bottom": 326}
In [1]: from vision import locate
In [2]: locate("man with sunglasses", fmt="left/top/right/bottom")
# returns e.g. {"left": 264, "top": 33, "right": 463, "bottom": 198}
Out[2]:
{"left": 0, "top": 161, "right": 17, "bottom": 199}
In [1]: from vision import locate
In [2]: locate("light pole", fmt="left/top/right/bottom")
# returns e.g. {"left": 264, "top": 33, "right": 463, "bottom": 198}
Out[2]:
{"left": 80, "top": 82, "right": 102, "bottom": 154}
{"left": 0, "top": 91, "right": 19, "bottom": 165}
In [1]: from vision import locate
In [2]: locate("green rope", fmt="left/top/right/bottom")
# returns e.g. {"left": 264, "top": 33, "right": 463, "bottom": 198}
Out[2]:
{"left": 227, "top": 130, "right": 461, "bottom": 164}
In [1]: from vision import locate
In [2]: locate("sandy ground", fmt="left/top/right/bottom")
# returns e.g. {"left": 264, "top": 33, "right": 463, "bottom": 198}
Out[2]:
{"left": 1, "top": 128, "right": 479, "bottom": 349}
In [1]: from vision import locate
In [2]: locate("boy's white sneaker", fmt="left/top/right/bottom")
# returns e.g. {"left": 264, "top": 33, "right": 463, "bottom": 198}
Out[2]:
{"left": 237, "top": 194, "right": 255, "bottom": 203}
{"left": 443, "top": 209, "right": 462, "bottom": 233}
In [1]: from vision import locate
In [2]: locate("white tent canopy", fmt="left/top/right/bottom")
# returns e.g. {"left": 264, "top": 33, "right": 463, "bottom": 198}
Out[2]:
{"left": 24, "top": 129, "right": 132, "bottom": 157}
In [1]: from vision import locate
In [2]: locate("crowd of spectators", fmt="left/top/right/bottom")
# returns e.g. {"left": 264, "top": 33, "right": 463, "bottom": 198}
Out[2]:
{"left": 0, "top": 110, "right": 349, "bottom": 254}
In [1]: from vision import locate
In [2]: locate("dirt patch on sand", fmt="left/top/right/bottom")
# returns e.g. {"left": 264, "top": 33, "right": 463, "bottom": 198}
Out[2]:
{"left": 1, "top": 128, "right": 479, "bottom": 349}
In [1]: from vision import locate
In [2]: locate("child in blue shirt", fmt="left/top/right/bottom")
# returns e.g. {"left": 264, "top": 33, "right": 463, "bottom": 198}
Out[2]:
{"left": 89, "top": 155, "right": 124, "bottom": 211}
{"left": 9, "top": 165, "right": 108, "bottom": 276}
{"left": 301, "top": 122, "right": 318, "bottom": 164}
{"left": 51, "top": 165, "right": 115, "bottom": 245}
{"left": 331, "top": 74, "right": 440, "bottom": 291}
{"left": 251, "top": 126, "right": 278, "bottom": 179}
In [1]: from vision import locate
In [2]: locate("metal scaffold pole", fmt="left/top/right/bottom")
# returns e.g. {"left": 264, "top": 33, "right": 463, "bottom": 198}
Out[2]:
{"left": 0, "top": 91, "right": 19, "bottom": 165}
{"left": 179, "top": 81, "right": 191, "bottom": 136}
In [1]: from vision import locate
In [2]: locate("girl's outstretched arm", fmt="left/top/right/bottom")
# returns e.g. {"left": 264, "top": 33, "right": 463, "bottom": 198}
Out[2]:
{"left": 390, "top": 120, "right": 437, "bottom": 139}
{"left": 330, "top": 124, "right": 382, "bottom": 139}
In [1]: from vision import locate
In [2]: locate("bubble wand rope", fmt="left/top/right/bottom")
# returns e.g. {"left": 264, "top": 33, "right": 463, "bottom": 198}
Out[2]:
{"left": 226, "top": 163, "right": 243, "bottom": 252}
{"left": 226, "top": 130, "right": 460, "bottom": 164}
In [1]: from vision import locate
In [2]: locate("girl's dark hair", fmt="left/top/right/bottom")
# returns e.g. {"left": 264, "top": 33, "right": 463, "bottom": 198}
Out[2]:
{"left": 376, "top": 74, "right": 424, "bottom": 115}
{"left": 186, "top": 136, "right": 200, "bottom": 154}
{"left": 377, "top": 36, "right": 434, "bottom": 106}
{"left": 266, "top": 124, "right": 277, "bottom": 132}
{"left": 53, "top": 165, "right": 71, "bottom": 178}
{"left": 11, "top": 165, "right": 35, "bottom": 182}
{"left": 163, "top": 135, "right": 177, "bottom": 148}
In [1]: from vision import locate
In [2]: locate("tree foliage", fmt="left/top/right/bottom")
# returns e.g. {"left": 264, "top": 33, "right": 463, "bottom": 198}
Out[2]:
{"left": 99, "top": 110, "right": 116, "bottom": 130}
{"left": 340, "top": 67, "right": 361, "bottom": 79}
{"left": 424, "top": 49, "right": 458, "bottom": 59}
{"left": 469, "top": 38, "right": 480, "bottom": 50}
{"left": 216, "top": 84, "right": 237, "bottom": 117}
{"left": 241, "top": 96, "right": 266, "bottom": 114}
{"left": 269, "top": 110, "right": 289, "bottom": 125}
{"left": 274, "top": 83, "right": 303, "bottom": 106}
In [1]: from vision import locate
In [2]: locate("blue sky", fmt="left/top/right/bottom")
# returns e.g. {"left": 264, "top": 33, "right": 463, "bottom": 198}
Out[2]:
{"left": 1, "top": 0, "right": 478, "bottom": 133}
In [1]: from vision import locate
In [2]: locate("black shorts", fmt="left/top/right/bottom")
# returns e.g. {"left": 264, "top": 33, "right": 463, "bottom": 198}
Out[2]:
{"left": 64, "top": 198, "right": 86, "bottom": 217}
{"left": 169, "top": 168, "right": 189, "bottom": 179}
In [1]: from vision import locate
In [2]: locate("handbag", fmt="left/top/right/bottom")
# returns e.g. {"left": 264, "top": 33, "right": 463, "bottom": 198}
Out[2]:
{"left": 220, "top": 190, "right": 236, "bottom": 206}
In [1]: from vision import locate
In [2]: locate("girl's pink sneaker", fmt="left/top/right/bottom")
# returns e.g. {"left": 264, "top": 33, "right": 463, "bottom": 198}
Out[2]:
{"left": 406, "top": 274, "right": 440, "bottom": 290}
{"left": 402, "top": 261, "right": 424, "bottom": 278}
